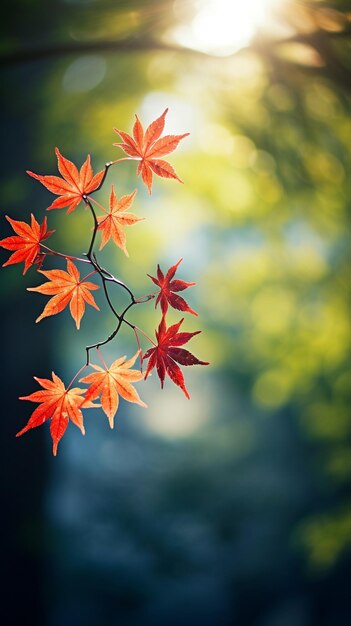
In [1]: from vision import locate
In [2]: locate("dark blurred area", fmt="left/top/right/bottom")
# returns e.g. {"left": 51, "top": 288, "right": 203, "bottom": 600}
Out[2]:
{"left": 1, "top": 1, "right": 351, "bottom": 625}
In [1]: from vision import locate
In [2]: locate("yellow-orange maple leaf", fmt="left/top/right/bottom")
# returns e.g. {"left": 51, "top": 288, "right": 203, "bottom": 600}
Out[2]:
{"left": 27, "top": 148, "right": 105, "bottom": 213}
{"left": 113, "top": 108, "right": 189, "bottom": 193}
{"left": 80, "top": 351, "right": 147, "bottom": 428}
{"left": 97, "top": 185, "right": 143, "bottom": 256}
{"left": 28, "top": 258, "right": 100, "bottom": 329}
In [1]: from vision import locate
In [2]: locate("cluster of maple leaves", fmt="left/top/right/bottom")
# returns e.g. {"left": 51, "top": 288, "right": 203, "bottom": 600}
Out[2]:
{"left": 0, "top": 109, "right": 208, "bottom": 456}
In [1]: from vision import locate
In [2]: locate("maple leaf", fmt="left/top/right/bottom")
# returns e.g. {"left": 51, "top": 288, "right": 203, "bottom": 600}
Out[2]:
{"left": 97, "top": 185, "right": 143, "bottom": 256}
{"left": 0, "top": 214, "right": 54, "bottom": 274}
{"left": 113, "top": 108, "right": 189, "bottom": 193}
{"left": 80, "top": 351, "right": 147, "bottom": 428}
{"left": 148, "top": 258, "right": 197, "bottom": 316}
{"left": 144, "top": 318, "right": 209, "bottom": 399}
{"left": 17, "top": 372, "right": 98, "bottom": 456}
{"left": 27, "top": 148, "right": 105, "bottom": 213}
{"left": 28, "top": 259, "right": 100, "bottom": 329}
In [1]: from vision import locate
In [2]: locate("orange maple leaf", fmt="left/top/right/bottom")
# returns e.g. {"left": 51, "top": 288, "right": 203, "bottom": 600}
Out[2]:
{"left": 0, "top": 214, "right": 54, "bottom": 274}
{"left": 97, "top": 185, "right": 143, "bottom": 256}
{"left": 28, "top": 258, "right": 100, "bottom": 329}
{"left": 113, "top": 108, "right": 189, "bottom": 193}
{"left": 27, "top": 148, "right": 105, "bottom": 213}
{"left": 80, "top": 351, "right": 147, "bottom": 428}
{"left": 17, "top": 372, "right": 98, "bottom": 456}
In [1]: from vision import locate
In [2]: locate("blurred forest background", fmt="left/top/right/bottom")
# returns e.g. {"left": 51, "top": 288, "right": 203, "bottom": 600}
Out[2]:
{"left": 1, "top": 1, "right": 351, "bottom": 625}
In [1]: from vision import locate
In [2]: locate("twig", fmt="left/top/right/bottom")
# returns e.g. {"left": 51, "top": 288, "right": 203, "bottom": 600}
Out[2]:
{"left": 80, "top": 193, "right": 154, "bottom": 366}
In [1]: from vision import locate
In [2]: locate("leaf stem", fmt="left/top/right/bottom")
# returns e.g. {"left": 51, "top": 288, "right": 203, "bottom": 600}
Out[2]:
{"left": 96, "top": 347, "right": 108, "bottom": 369}
{"left": 81, "top": 269, "right": 99, "bottom": 282}
{"left": 128, "top": 324, "right": 156, "bottom": 346}
{"left": 88, "top": 196, "right": 107, "bottom": 213}
{"left": 40, "top": 243, "right": 90, "bottom": 264}
{"left": 66, "top": 363, "right": 88, "bottom": 391}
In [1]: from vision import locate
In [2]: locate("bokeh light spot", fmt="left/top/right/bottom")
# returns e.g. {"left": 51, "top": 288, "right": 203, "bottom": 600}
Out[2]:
{"left": 63, "top": 55, "right": 106, "bottom": 93}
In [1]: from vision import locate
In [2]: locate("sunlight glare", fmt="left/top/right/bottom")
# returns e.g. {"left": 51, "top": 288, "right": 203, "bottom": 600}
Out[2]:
{"left": 173, "top": 0, "right": 285, "bottom": 56}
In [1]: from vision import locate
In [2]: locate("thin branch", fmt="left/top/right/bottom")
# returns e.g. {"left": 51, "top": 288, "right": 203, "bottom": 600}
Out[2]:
{"left": 1, "top": 27, "right": 351, "bottom": 75}
{"left": 85, "top": 301, "right": 135, "bottom": 365}
{"left": 84, "top": 196, "right": 99, "bottom": 259}
{"left": 101, "top": 274, "right": 120, "bottom": 319}
{"left": 81, "top": 194, "right": 153, "bottom": 364}
{"left": 89, "top": 161, "right": 114, "bottom": 194}
{"left": 92, "top": 252, "right": 136, "bottom": 302}
{"left": 85, "top": 324, "right": 121, "bottom": 365}
{"left": 0, "top": 37, "right": 210, "bottom": 68}
{"left": 83, "top": 198, "right": 135, "bottom": 303}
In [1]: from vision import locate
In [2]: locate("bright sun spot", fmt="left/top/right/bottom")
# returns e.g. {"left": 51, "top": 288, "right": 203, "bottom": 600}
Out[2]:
{"left": 173, "top": 0, "right": 285, "bottom": 56}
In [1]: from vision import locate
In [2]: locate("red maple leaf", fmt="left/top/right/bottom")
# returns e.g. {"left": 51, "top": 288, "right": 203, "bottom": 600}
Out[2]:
{"left": 143, "top": 317, "right": 209, "bottom": 399}
{"left": 113, "top": 108, "right": 189, "bottom": 193}
{"left": 80, "top": 351, "right": 147, "bottom": 428}
{"left": 17, "top": 372, "right": 98, "bottom": 456}
{"left": 0, "top": 214, "right": 54, "bottom": 274}
{"left": 97, "top": 185, "right": 143, "bottom": 256}
{"left": 27, "top": 148, "right": 105, "bottom": 213}
{"left": 148, "top": 258, "right": 197, "bottom": 316}
{"left": 28, "top": 259, "right": 100, "bottom": 329}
